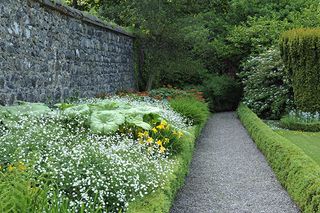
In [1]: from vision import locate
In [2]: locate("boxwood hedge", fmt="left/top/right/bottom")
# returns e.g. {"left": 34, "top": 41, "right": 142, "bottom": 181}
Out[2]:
{"left": 280, "top": 116, "right": 320, "bottom": 132}
{"left": 237, "top": 104, "right": 320, "bottom": 212}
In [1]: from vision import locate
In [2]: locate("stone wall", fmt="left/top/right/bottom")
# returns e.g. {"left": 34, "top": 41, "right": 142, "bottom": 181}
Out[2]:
{"left": 0, "top": 0, "right": 135, "bottom": 105}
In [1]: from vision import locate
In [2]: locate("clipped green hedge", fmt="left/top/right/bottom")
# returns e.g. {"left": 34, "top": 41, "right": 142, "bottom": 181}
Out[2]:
{"left": 237, "top": 104, "right": 320, "bottom": 212}
{"left": 280, "top": 29, "right": 320, "bottom": 112}
{"left": 169, "top": 96, "right": 210, "bottom": 125}
{"left": 280, "top": 116, "right": 320, "bottom": 132}
{"left": 127, "top": 100, "right": 210, "bottom": 213}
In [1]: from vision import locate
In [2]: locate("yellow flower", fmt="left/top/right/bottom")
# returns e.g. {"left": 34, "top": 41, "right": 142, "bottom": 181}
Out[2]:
{"left": 138, "top": 132, "right": 144, "bottom": 138}
{"left": 161, "top": 120, "right": 167, "bottom": 126}
{"left": 156, "top": 124, "right": 165, "bottom": 130}
{"left": 152, "top": 127, "right": 158, "bottom": 133}
{"left": 147, "top": 137, "right": 153, "bottom": 144}
{"left": 177, "top": 131, "right": 184, "bottom": 138}
{"left": 8, "top": 164, "right": 14, "bottom": 172}
{"left": 159, "top": 146, "right": 166, "bottom": 153}
{"left": 164, "top": 138, "right": 170, "bottom": 144}
{"left": 156, "top": 140, "right": 162, "bottom": 146}
{"left": 173, "top": 130, "right": 183, "bottom": 138}
{"left": 143, "top": 131, "right": 149, "bottom": 137}
{"left": 18, "top": 162, "right": 26, "bottom": 171}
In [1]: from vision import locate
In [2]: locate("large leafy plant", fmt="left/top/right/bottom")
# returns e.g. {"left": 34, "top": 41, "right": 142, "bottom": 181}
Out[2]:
{"left": 56, "top": 100, "right": 172, "bottom": 135}
{"left": 0, "top": 102, "right": 52, "bottom": 128}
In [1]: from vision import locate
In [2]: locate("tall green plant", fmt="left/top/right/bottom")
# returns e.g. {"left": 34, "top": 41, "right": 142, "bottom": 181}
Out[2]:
{"left": 281, "top": 28, "right": 320, "bottom": 112}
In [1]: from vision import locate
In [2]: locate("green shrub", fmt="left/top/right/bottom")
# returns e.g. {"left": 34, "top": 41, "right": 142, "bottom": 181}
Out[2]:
{"left": 237, "top": 104, "right": 320, "bottom": 212}
{"left": 203, "top": 74, "right": 242, "bottom": 112}
{"left": 239, "top": 47, "right": 292, "bottom": 119}
{"left": 169, "top": 96, "right": 210, "bottom": 125}
{"left": 158, "top": 56, "right": 208, "bottom": 88}
{"left": 139, "top": 48, "right": 209, "bottom": 90}
{"left": 280, "top": 117, "right": 320, "bottom": 132}
{"left": 280, "top": 111, "right": 320, "bottom": 132}
{"left": 280, "top": 28, "right": 320, "bottom": 112}
{"left": 0, "top": 170, "right": 45, "bottom": 212}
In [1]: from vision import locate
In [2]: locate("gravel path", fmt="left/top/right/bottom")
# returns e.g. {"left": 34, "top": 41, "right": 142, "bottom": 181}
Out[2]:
{"left": 170, "top": 112, "right": 299, "bottom": 213}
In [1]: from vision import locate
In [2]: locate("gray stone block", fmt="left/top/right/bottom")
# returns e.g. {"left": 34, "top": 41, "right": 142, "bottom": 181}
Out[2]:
{"left": 0, "top": 0, "right": 135, "bottom": 105}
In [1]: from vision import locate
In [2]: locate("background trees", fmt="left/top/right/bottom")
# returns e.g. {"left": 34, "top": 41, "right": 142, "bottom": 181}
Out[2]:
{"left": 65, "top": 0, "right": 320, "bottom": 115}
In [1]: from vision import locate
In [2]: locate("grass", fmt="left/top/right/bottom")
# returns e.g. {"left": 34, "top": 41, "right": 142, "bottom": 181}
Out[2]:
{"left": 277, "top": 130, "right": 320, "bottom": 165}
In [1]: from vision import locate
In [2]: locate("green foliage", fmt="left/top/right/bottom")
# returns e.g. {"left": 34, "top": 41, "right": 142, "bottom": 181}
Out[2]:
{"left": 237, "top": 104, "right": 320, "bottom": 212}
{"left": 280, "top": 111, "right": 320, "bottom": 132}
{"left": 281, "top": 28, "right": 320, "bottom": 112}
{"left": 0, "top": 102, "right": 52, "bottom": 129}
{"left": 65, "top": 0, "right": 320, "bottom": 89}
{"left": 2, "top": 102, "right": 51, "bottom": 115}
{"left": 239, "top": 47, "right": 292, "bottom": 119}
{"left": 203, "top": 75, "right": 242, "bottom": 112}
{"left": 222, "top": 0, "right": 320, "bottom": 76}
{"left": 63, "top": 0, "right": 101, "bottom": 11}
{"left": 156, "top": 56, "right": 208, "bottom": 88}
{"left": 90, "top": 111, "right": 127, "bottom": 134}
{"left": 0, "top": 168, "right": 104, "bottom": 213}
{"left": 169, "top": 96, "right": 209, "bottom": 125}
{"left": 280, "top": 117, "right": 320, "bottom": 132}
{"left": 0, "top": 169, "right": 46, "bottom": 213}
{"left": 149, "top": 87, "right": 204, "bottom": 101}
{"left": 56, "top": 101, "right": 162, "bottom": 134}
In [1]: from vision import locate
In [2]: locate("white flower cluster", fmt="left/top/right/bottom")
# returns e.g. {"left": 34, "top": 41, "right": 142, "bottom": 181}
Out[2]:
{"left": 239, "top": 47, "right": 292, "bottom": 119}
{"left": 0, "top": 97, "right": 190, "bottom": 212}
{"left": 288, "top": 110, "right": 320, "bottom": 123}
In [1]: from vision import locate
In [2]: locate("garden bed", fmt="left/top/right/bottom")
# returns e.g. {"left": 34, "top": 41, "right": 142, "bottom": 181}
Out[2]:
{"left": 0, "top": 96, "right": 209, "bottom": 212}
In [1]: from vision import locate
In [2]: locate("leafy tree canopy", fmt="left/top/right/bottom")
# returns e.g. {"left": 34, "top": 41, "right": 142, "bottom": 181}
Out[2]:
{"left": 65, "top": 0, "right": 320, "bottom": 89}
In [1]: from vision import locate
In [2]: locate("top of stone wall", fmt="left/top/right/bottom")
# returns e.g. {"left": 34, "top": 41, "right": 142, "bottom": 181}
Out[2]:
{"left": 35, "top": 0, "right": 135, "bottom": 38}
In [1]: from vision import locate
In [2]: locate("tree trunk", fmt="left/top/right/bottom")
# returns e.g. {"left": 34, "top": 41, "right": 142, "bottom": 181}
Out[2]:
{"left": 146, "top": 73, "right": 155, "bottom": 91}
{"left": 138, "top": 42, "right": 145, "bottom": 91}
